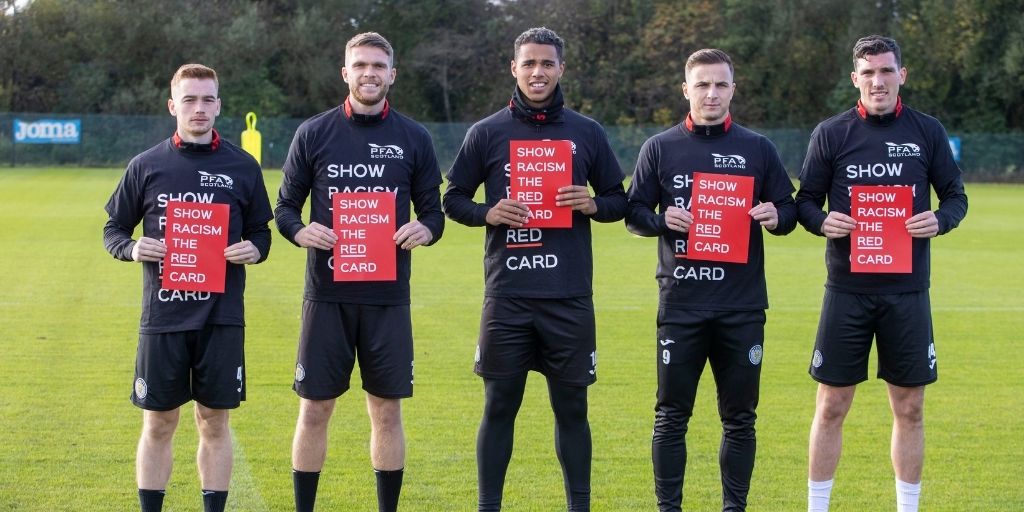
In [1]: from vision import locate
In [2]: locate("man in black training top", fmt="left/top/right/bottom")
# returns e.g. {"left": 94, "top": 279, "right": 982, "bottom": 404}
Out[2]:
{"left": 797, "top": 35, "right": 967, "bottom": 512}
{"left": 443, "top": 27, "right": 627, "bottom": 512}
{"left": 104, "top": 63, "right": 273, "bottom": 512}
{"left": 626, "top": 49, "right": 797, "bottom": 512}
{"left": 275, "top": 32, "right": 443, "bottom": 512}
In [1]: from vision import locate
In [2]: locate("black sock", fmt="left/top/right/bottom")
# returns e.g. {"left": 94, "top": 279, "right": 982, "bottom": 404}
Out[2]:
{"left": 138, "top": 489, "right": 165, "bottom": 512}
{"left": 477, "top": 375, "right": 528, "bottom": 512}
{"left": 201, "top": 490, "right": 228, "bottom": 512}
{"left": 548, "top": 380, "right": 592, "bottom": 512}
{"left": 293, "top": 469, "right": 321, "bottom": 512}
{"left": 374, "top": 468, "right": 404, "bottom": 512}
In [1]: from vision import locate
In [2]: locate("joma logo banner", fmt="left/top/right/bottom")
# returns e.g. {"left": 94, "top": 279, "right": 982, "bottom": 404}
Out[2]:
{"left": 13, "top": 119, "right": 81, "bottom": 144}
{"left": 885, "top": 142, "right": 921, "bottom": 157}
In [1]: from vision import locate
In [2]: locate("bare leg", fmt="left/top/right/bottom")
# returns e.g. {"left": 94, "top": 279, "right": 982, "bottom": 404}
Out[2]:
{"left": 887, "top": 384, "right": 925, "bottom": 483}
{"left": 137, "top": 409, "right": 180, "bottom": 490}
{"left": 368, "top": 394, "right": 405, "bottom": 512}
{"left": 366, "top": 394, "right": 405, "bottom": 470}
{"left": 808, "top": 384, "right": 856, "bottom": 481}
{"left": 292, "top": 398, "right": 336, "bottom": 471}
{"left": 194, "top": 405, "right": 232, "bottom": 491}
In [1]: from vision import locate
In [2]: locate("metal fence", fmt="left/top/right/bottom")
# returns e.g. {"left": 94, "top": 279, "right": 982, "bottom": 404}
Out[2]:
{"left": 2, "top": 112, "right": 1021, "bottom": 181}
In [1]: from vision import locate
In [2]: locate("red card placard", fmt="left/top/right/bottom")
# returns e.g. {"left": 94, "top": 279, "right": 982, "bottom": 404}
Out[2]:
{"left": 687, "top": 172, "right": 754, "bottom": 263}
{"left": 509, "top": 140, "right": 573, "bottom": 228}
{"left": 333, "top": 192, "right": 397, "bottom": 282}
{"left": 162, "top": 201, "right": 229, "bottom": 293}
{"left": 850, "top": 185, "right": 912, "bottom": 273}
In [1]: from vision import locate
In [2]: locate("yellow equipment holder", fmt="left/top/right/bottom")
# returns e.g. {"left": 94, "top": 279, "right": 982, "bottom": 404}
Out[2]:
{"left": 241, "top": 112, "right": 261, "bottom": 165}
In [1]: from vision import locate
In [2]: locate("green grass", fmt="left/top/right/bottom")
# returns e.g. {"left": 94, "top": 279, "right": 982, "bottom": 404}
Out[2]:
{"left": 0, "top": 168, "right": 1021, "bottom": 511}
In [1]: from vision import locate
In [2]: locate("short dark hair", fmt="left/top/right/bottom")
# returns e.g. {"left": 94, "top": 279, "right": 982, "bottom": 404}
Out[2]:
{"left": 852, "top": 35, "right": 902, "bottom": 68}
{"left": 170, "top": 64, "right": 218, "bottom": 95}
{"left": 514, "top": 27, "right": 564, "bottom": 62}
{"left": 347, "top": 32, "right": 394, "bottom": 66}
{"left": 685, "top": 49, "right": 734, "bottom": 79}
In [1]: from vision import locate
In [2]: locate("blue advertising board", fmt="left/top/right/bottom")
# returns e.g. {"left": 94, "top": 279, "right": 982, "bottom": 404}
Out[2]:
{"left": 13, "top": 118, "right": 81, "bottom": 144}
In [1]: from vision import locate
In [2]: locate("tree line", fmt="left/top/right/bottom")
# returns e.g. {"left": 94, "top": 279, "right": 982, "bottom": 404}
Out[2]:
{"left": 2, "top": 0, "right": 1022, "bottom": 132}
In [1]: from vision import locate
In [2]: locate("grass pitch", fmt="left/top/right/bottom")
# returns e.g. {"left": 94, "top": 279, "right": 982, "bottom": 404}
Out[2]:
{"left": 0, "top": 168, "right": 1021, "bottom": 511}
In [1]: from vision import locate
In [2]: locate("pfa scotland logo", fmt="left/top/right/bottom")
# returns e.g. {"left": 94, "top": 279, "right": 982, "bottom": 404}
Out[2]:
{"left": 885, "top": 142, "right": 921, "bottom": 158}
{"left": 712, "top": 153, "right": 746, "bottom": 169}
{"left": 197, "top": 170, "right": 234, "bottom": 188}
{"left": 368, "top": 143, "right": 404, "bottom": 159}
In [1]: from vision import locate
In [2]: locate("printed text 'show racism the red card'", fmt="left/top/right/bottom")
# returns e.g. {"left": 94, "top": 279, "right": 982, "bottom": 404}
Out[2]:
{"left": 162, "top": 200, "right": 229, "bottom": 293}
{"left": 850, "top": 185, "right": 912, "bottom": 273}
{"left": 510, "top": 140, "right": 573, "bottom": 228}
{"left": 688, "top": 172, "right": 754, "bottom": 263}
{"left": 333, "top": 192, "right": 396, "bottom": 281}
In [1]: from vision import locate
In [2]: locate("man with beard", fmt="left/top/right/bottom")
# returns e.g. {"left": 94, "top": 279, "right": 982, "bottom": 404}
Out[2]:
{"left": 276, "top": 32, "right": 444, "bottom": 512}
{"left": 443, "top": 27, "right": 627, "bottom": 512}
{"left": 104, "top": 63, "right": 273, "bottom": 512}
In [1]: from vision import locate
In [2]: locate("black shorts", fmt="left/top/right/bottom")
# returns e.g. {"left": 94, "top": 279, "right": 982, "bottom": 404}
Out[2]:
{"left": 132, "top": 325, "right": 245, "bottom": 411}
{"left": 294, "top": 300, "right": 414, "bottom": 400}
{"left": 655, "top": 308, "right": 765, "bottom": 416}
{"left": 809, "top": 290, "right": 936, "bottom": 387}
{"left": 474, "top": 296, "right": 597, "bottom": 386}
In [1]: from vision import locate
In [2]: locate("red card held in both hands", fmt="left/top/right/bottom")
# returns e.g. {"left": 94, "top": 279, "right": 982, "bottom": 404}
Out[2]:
{"left": 687, "top": 172, "right": 754, "bottom": 264}
{"left": 850, "top": 185, "right": 913, "bottom": 273}
{"left": 509, "top": 140, "right": 573, "bottom": 228}
{"left": 332, "top": 192, "right": 397, "bottom": 282}
{"left": 162, "top": 200, "right": 229, "bottom": 293}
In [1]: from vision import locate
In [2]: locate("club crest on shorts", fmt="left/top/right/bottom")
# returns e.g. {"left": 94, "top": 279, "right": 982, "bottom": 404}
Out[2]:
{"left": 748, "top": 345, "right": 763, "bottom": 365}
{"left": 812, "top": 349, "right": 823, "bottom": 368}
{"left": 134, "top": 378, "right": 148, "bottom": 400}
{"left": 474, "top": 345, "right": 481, "bottom": 363}
{"left": 294, "top": 363, "right": 305, "bottom": 382}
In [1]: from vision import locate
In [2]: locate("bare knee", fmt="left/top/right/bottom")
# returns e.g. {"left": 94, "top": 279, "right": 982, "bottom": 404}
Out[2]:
{"left": 367, "top": 394, "right": 403, "bottom": 434}
{"left": 142, "top": 409, "right": 180, "bottom": 442}
{"left": 298, "top": 399, "right": 336, "bottom": 430}
{"left": 814, "top": 384, "right": 856, "bottom": 426}
{"left": 195, "top": 405, "right": 231, "bottom": 441}
{"left": 889, "top": 385, "right": 925, "bottom": 427}
{"left": 893, "top": 400, "right": 924, "bottom": 425}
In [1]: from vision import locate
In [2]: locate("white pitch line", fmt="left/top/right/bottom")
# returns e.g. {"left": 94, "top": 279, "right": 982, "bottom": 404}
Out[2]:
{"left": 228, "top": 427, "right": 270, "bottom": 512}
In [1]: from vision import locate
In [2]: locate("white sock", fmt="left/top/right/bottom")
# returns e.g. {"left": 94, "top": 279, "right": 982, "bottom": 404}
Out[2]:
{"left": 808, "top": 479, "right": 833, "bottom": 512}
{"left": 896, "top": 479, "right": 921, "bottom": 512}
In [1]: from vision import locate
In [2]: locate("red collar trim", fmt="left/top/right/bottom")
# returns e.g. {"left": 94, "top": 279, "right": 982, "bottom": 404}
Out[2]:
{"left": 857, "top": 96, "right": 903, "bottom": 119}
{"left": 173, "top": 129, "right": 220, "bottom": 150}
{"left": 344, "top": 97, "right": 390, "bottom": 120}
{"left": 684, "top": 112, "right": 732, "bottom": 133}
